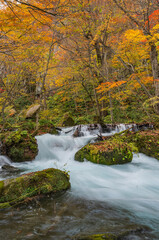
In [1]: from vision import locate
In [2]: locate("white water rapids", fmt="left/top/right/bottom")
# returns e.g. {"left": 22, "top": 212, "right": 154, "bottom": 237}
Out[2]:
{"left": 0, "top": 124, "right": 159, "bottom": 239}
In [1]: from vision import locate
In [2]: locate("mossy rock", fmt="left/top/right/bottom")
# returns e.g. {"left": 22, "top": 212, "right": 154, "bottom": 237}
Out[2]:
{"left": 61, "top": 113, "right": 75, "bottom": 127}
{"left": 1, "top": 130, "right": 38, "bottom": 162}
{"left": 133, "top": 130, "right": 159, "bottom": 160}
{"left": 75, "top": 139, "right": 133, "bottom": 165}
{"left": 37, "top": 120, "right": 58, "bottom": 135}
{"left": 0, "top": 168, "right": 70, "bottom": 209}
{"left": 119, "top": 130, "right": 159, "bottom": 160}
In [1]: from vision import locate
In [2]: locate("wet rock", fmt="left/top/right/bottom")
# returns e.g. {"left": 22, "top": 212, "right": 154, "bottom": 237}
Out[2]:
{"left": 136, "top": 123, "right": 153, "bottom": 131}
{"left": 0, "top": 168, "right": 70, "bottom": 209}
{"left": 75, "top": 138, "right": 133, "bottom": 165}
{"left": 73, "top": 126, "right": 84, "bottom": 137}
{"left": 1, "top": 164, "right": 19, "bottom": 172}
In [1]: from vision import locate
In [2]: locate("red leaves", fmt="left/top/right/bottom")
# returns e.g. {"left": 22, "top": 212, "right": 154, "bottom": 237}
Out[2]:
{"left": 145, "top": 9, "right": 159, "bottom": 29}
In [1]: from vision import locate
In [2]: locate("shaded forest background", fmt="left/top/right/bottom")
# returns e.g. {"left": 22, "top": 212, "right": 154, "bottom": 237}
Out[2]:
{"left": 0, "top": 0, "right": 159, "bottom": 129}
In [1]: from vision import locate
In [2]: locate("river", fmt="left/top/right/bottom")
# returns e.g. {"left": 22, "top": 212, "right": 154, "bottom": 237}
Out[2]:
{"left": 0, "top": 125, "right": 159, "bottom": 239}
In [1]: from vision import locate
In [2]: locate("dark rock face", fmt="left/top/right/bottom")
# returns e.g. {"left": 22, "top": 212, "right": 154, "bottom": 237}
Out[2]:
{"left": 0, "top": 168, "right": 70, "bottom": 209}
{"left": 1, "top": 130, "right": 38, "bottom": 162}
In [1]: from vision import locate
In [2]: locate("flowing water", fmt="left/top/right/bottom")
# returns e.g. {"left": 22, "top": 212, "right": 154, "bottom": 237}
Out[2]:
{"left": 0, "top": 125, "right": 159, "bottom": 239}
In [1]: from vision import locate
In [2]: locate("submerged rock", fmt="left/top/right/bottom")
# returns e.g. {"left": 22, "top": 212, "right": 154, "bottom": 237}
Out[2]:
{"left": 0, "top": 168, "right": 70, "bottom": 209}
{"left": 75, "top": 139, "right": 133, "bottom": 165}
{"left": 1, "top": 130, "right": 38, "bottom": 162}
{"left": 73, "top": 226, "right": 150, "bottom": 240}
{"left": 74, "top": 233, "right": 117, "bottom": 240}
{"left": 1, "top": 164, "right": 19, "bottom": 173}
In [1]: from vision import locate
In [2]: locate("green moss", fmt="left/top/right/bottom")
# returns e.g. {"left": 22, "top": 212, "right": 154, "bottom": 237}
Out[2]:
{"left": 0, "top": 202, "right": 11, "bottom": 209}
{"left": 0, "top": 181, "right": 4, "bottom": 195}
{"left": 74, "top": 233, "right": 117, "bottom": 240}
{"left": 38, "top": 120, "right": 58, "bottom": 135}
{"left": 61, "top": 113, "right": 75, "bottom": 127}
{"left": 0, "top": 168, "right": 70, "bottom": 209}
{"left": 119, "top": 130, "right": 159, "bottom": 160}
{"left": 1, "top": 129, "right": 38, "bottom": 162}
{"left": 75, "top": 139, "right": 133, "bottom": 165}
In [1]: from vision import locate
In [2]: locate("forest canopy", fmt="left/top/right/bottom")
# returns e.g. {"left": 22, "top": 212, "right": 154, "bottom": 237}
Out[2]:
{"left": 0, "top": 0, "right": 159, "bottom": 127}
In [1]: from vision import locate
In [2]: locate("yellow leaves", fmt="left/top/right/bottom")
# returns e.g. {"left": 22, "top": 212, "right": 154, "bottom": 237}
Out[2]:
{"left": 124, "top": 29, "right": 147, "bottom": 43}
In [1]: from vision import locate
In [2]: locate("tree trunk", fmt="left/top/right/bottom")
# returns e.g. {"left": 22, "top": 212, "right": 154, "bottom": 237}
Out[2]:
{"left": 150, "top": 43, "right": 159, "bottom": 113}
{"left": 150, "top": 43, "right": 159, "bottom": 96}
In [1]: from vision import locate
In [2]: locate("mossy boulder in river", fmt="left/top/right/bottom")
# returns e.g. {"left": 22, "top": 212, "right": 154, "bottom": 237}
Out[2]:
{"left": 75, "top": 139, "right": 133, "bottom": 165}
{"left": 1, "top": 130, "right": 38, "bottom": 162}
{"left": 135, "top": 130, "right": 159, "bottom": 160}
{"left": 119, "top": 130, "right": 159, "bottom": 160}
{"left": 0, "top": 168, "right": 70, "bottom": 209}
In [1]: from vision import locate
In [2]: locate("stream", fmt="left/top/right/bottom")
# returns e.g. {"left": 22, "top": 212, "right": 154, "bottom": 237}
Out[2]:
{"left": 0, "top": 124, "right": 159, "bottom": 239}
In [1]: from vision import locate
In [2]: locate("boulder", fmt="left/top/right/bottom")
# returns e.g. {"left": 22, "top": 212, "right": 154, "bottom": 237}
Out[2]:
{"left": 62, "top": 113, "right": 75, "bottom": 127}
{"left": 75, "top": 139, "right": 133, "bottom": 165}
{"left": 25, "top": 104, "right": 40, "bottom": 119}
{"left": 37, "top": 121, "right": 58, "bottom": 135}
{"left": 119, "top": 130, "right": 159, "bottom": 160}
{"left": 0, "top": 168, "right": 70, "bottom": 209}
{"left": 1, "top": 130, "right": 38, "bottom": 162}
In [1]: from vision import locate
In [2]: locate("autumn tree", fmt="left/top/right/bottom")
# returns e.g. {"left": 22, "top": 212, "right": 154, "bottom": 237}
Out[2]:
{"left": 112, "top": 0, "right": 159, "bottom": 113}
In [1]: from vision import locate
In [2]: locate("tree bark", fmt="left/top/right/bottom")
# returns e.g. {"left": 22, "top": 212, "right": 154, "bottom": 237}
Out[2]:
{"left": 150, "top": 43, "right": 159, "bottom": 96}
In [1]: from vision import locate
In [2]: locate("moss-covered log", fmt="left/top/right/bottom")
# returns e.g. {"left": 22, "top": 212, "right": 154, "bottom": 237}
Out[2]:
{"left": 75, "top": 139, "right": 133, "bottom": 165}
{"left": 0, "top": 168, "right": 70, "bottom": 209}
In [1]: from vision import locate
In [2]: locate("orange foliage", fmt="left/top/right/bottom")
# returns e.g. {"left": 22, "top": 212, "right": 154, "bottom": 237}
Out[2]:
{"left": 96, "top": 81, "right": 126, "bottom": 93}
